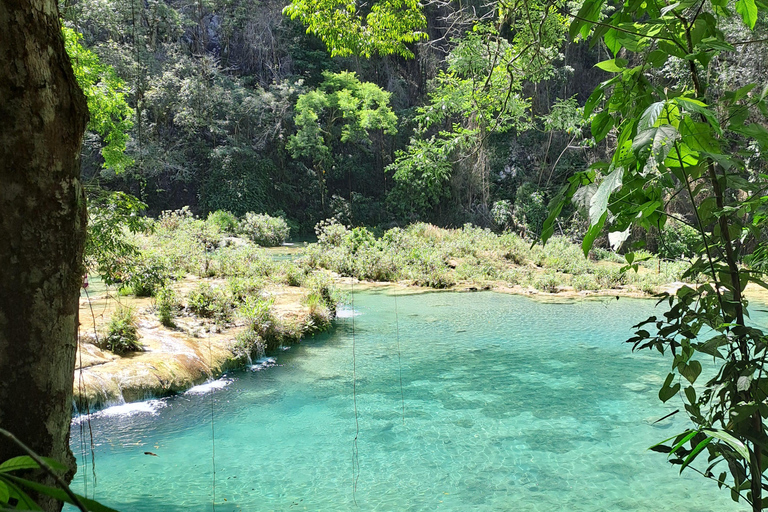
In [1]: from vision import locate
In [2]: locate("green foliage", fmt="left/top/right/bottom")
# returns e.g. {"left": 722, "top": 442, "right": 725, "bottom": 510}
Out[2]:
{"left": 233, "top": 328, "right": 266, "bottom": 361}
{"left": 85, "top": 190, "right": 149, "bottom": 285}
{"left": 155, "top": 287, "right": 179, "bottom": 327}
{"left": 551, "top": 1, "right": 768, "bottom": 508}
{"left": 105, "top": 306, "right": 142, "bottom": 354}
{"left": 513, "top": 183, "right": 549, "bottom": 238}
{"left": 0, "top": 449, "right": 118, "bottom": 512}
{"left": 282, "top": 0, "right": 427, "bottom": 58}
{"left": 63, "top": 26, "right": 133, "bottom": 172}
{"left": 287, "top": 71, "right": 398, "bottom": 214}
{"left": 124, "top": 256, "right": 171, "bottom": 297}
{"left": 187, "top": 283, "right": 235, "bottom": 323}
{"left": 658, "top": 220, "right": 701, "bottom": 260}
{"left": 305, "top": 220, "right": 685, "bottom": 291}
{"left": 207, "top": 210, "right": 239, "bottom": 234}
{"left": 387, "top": 18, "right": 567, "bottom": 218}
{"left": 238, "top": 212, "right": 290, "bottom": 247}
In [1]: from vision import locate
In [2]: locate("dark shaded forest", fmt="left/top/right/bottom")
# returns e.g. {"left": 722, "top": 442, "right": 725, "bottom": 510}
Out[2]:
{"left": 61, "top": 0, "right": 620, "bottom": 233}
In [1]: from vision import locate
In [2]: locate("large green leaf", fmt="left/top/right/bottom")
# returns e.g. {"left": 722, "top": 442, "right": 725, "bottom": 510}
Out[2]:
{"left": 735, "top": 0, "right": 758, "bottom": 28}
{"left": 0, "top": 456, "right": 66, "bottom": 474}
{"left": 582, "top": 211, "right": 607, "bottom": 255}
{"left": 595, "top": 58, "right": 628, "bottom": 72}
{"left": 702, "top": 429, "right": 749, "bottom": 460}
{"left": 0, "top": 479, "right": 9, "bottom": 503}
{"left": 5, "top": 475, "right": 119, "bottom": 512}
{"left": 638, "top": 101, "right": 665, "bottom": 131}
{"left": 0, "top": 476, "right": 41, "bottom": 510}
{"left": 588, "top": 165, "right": 623, "bottom": 224}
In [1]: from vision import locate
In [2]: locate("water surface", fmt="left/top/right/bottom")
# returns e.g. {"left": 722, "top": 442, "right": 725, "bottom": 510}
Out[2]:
{"left": 69, "top": 291, "right": 744, "bottom": 511}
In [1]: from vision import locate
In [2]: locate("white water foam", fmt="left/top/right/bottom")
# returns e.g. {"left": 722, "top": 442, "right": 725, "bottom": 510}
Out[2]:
{"left": 72, "top": 399, "right": 168, "bottom": 424}
{"left": 335, "top": 306, "right": 359, "bottom": 318}
{"left": 184, "top": 378, "right": 233, "bottom": 395}
{"left": 248, "top": 357, "right": 277, "bottom": 371}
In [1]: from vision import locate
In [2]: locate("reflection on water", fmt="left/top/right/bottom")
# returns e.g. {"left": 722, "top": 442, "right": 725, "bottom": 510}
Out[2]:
{"left": 69, "top": 291, "right": 743, "bottom": 511}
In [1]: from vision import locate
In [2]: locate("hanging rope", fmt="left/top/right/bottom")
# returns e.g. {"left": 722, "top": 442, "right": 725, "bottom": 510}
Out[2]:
{"left": 351, "top": 280, "right": 360, "bottom": 506}
{"left": 208, "top": 335, "right": 217, "bottom": 511}
{"left": 393, "top": 286, "right": 404, "bottom": 425}
{"left": 80, "top": 282, "right": 100, "bottom": 496}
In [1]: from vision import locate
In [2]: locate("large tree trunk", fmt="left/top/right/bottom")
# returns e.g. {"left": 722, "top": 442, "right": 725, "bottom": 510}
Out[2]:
{"left": 0, "top": 0, "right": 89, "bottom": 509}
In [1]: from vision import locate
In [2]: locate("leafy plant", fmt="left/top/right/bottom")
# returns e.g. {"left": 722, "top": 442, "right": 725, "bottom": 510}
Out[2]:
{"left": 206, "top": 210, "right": 239, "bottom": 234}
{"left": 155, "top": 287, "right": 179, "bottom": 327}
{"left": 104, "top": 306, "right": 142, "bottom": 355}
{"left": 0, "top": 428, "right": 118, "bottom": 512}
{"left": 84, "top": 190, "right": 149, "bottom": 285}
{"left": 238, "top": 212, "right": 290, "bottom": 247}
{"left": 124, "top": 257, "right": 170, "bottom": 297}
{"left": 546, "top": 2, "right": 768, "bottom": 509}
{"left": 187, "top": 283, "right": 235, "bottom": 323}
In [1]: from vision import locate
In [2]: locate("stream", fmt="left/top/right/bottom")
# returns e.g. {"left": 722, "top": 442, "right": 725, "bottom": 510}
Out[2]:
{"left": 68, "top": 290, "right": 743, "bottom": 511}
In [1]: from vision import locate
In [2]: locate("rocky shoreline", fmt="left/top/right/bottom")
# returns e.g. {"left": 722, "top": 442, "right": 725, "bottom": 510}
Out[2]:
{"left": 74, "top": 279, "right": 325, "bottom": 412}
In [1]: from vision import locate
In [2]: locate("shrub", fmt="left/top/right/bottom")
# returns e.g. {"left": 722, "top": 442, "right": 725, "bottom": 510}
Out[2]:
{"left": 228, "top": 277, "right": 265, "bottom": 303}
{"left": 238, "top": 296, "right": 289, "bottom": 350}
{"left": 104, "top": 306, "right": 142, "bottom": 354}
{"left": 534, "top": 272, "right": 561, "bottom": 293}
{"left": 572, "top": 274, "right": 598, "bottom": 292}
{"left": 239, "top": 212, "right": 290, "bottom": 247}
{"left": 157, "top": 207, "right": 194, "bottom": 231}
{"left": 207, "top": 210, "right": 239, "bottom": 234}
{"left": 155, "top": 287, "right": 179, "bottom": 327}
{"left": 124, "top": 257, "right": 170, "bottom": 297}
{"left": 315, "top": 218, "right": 349, "bottom": 246}
{"left": 187, "top": 283, "right": 234, "bottom": 323}
{"left": 658, "top": 220, "right": 700, "bottom": 260}
{"left": 233, "top": 329, "right": 266, "bottom": 362}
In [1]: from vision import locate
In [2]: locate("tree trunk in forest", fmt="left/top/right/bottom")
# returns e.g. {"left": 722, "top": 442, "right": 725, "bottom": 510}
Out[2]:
{"left": 0, "top": 1, "right": 89, "bottom": 510}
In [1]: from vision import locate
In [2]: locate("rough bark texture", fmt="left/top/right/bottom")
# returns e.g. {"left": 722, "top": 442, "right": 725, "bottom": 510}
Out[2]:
{"left": 0, "top": 0, "right": 89, "bottom": 509}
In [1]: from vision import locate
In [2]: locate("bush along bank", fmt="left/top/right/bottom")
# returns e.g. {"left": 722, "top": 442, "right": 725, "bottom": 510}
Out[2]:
{"left": 302, "top": 220, "right": 694, "bottom": 295}
{"left": 75, "top": 209, "right": 341, "bottom": 413}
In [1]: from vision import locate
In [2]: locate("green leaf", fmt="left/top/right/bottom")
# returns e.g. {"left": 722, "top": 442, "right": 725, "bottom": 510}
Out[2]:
{"left": 680, "top": 437, "right": 713, "bottom": 472}
{"left": 0, "top": 456, "right": 67, "bottom": 475}
{"left": 695, "top": 335, "right": 728, "bottom": 358}
{"left": 702, "top": 429, "right": 749, "bottom": 460}
{"left": 670, "top": 430, "right": 698, "bottom": 454}
{"left": 589, "top": 165, "right": 623, "bottom": 224}
{"left": 660, "top": 372, "right": 681, "bottom": 402}
{"left": 5, "top": 475, "right": 119, "bottom": 512}
{"left": 736, "top": 0, "right": 758, "bottom": 28}
{"left": 595, "top": 58, "right": 629, "bottom": 72}
{"left": 675, "top": 97, "right": 722, "bottom": 134}
{"left": 591, "top": 111, "right": 613, "bottom": 141}
{"left": 679, "top": 360, "right": 702, "bottom": 384}
{"left": 582, "top": 211, "right": 607, "bottom": 256}
{"left": 570, "top": 0, "right": 607, "bottom": 40}
{"left": 0, "top": 476, "right": 41, "bottom": 510}
{"left": 638, "top": 101, "right": 665, "bottom": 131}
{"left": 0, "top": 479, "right": 9, "bottom": 503}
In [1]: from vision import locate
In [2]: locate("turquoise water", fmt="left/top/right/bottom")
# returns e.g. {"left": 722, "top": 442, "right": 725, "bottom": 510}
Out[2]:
{"left": 69, "top": 291, "right": 744, "bottom": 511}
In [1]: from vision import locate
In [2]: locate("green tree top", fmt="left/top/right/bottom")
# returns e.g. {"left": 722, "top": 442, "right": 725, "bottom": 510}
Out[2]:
{"left": 287, "top": 71, "right": 397, "bottom": 164}
{"left": 282, "top": 0, "right": 427, "bottom": 58}
{"left": 63, "top": 26, "right": 133, "bottom": 173}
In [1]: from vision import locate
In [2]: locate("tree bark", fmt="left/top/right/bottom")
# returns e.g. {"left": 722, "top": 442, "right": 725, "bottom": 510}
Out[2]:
{"left": 0, "top": 0, "right": 88, "bottom": 510}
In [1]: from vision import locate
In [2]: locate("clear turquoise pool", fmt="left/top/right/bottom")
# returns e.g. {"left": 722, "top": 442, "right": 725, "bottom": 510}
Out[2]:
{"left": 69, "top": 290, "right": 744, "bottom": 511}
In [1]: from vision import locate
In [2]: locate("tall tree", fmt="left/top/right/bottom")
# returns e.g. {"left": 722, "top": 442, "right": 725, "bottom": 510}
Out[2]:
{"left": 0, "top": 1, "right": 89, "bottom": 511}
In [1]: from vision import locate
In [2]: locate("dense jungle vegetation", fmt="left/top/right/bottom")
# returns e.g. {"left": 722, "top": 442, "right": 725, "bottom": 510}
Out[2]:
{"left": 58, "top": 0, "right": 651, "bottom": 235}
